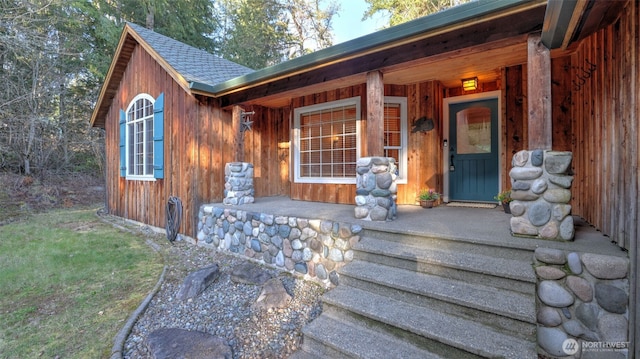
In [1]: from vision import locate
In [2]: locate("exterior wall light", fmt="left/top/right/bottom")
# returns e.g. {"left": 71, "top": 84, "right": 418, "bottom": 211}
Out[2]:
{"left": 461, "top": 77, "right": 478, "bottom": 91}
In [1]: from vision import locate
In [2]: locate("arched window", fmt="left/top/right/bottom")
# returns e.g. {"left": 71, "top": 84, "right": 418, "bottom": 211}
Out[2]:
{"left": 119, "top": 93, "right": 164, "bottom": 179}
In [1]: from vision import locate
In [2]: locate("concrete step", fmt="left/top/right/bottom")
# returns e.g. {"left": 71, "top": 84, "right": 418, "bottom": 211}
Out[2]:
{"left": 363, "top": 228, "right": 535, "bottom": 261}
{"left": 299, "top": 308, "right": 449, "bottom": 359}
{"left": 321, "top": 285, "right": 537, "bottom": 359}
{"left": 352, "top": 235, "right": 536, "bottom": 294}
{"left": 339, "top": 260, "right": 536, "bottom": 340}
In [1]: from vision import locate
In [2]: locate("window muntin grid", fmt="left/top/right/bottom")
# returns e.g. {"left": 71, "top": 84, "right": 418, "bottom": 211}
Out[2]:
{"left": 294, "top": 97, "right": 361, "bottom": 183}
{"left": 126, "top": 94, "right": 154, "bottom": 178}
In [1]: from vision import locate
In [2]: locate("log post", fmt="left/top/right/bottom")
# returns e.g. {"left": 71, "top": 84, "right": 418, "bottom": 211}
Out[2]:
{"left": 366, "top": 71, "right": 384, "bottom": 156}
{"left": 232, "top": 105, "right": 243, "bottom": 162}
{"left": 527, "top": 33, "right": 552, "bottom": 150}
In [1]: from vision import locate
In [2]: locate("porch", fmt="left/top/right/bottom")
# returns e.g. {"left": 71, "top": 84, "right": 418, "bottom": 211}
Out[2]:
{"left": 202, "top": 196, "right": 628, "bottom": 358}
{"left": 216, "top": 196, "right": 620, "bottom": 257}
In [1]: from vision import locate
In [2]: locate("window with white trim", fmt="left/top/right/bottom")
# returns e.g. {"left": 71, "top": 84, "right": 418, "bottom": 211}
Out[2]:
{"left": 126, "top": 94, "right": 155, "bottom": 178}
{"left": 293, "top": 97, "right": 361, "bottom": 183}
{"left": 384, "top": 97, "right": 408, "bottom": 183}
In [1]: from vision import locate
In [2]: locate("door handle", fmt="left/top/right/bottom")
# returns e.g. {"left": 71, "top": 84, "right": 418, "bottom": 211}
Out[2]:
{"left": 450, "top": 154, "right": 455, "bottom": 171}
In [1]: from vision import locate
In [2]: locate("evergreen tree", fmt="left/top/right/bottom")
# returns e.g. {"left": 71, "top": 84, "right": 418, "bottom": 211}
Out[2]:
{"left": 363, "top": 0, "right": 472, "bottom": 27}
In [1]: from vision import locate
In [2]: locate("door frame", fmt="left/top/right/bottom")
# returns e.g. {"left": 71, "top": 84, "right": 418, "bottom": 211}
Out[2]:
{"left": 442, "top": 90, "right": 502, "bottom": 203}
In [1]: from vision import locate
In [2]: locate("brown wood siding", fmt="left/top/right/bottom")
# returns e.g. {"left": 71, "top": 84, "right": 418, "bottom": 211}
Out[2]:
{"left": 104, "top": 44, "right": 290, "bottom": 237}
{"left": 570, "top": 0, "right": 638, "bottom": 251}
{"left": 288, "top": 82, "right": 443, "bottom": 205}
{"left": 289, "top": 86, "right": 361, "bottom": 204}
{"left": 551, "top": 57, "right": 573, "bottom": 151}
{"left": 503, "top": 65, "right": 526, "bottom": 190}
{"left": 403, "top": 81, "right": 443, "bottom": 204}
{"left": 105, "top": 45, "right": 167, "bottom": 233}
{"left": 240, "top": 105, "right": 290, "bottom": 199}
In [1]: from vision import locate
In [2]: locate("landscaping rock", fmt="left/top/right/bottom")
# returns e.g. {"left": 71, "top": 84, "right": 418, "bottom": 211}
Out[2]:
{"left": 252, "top": 277, "right": 292, "bottom": 310}
{"left": 230, "top": 262, "right": 273, "bottom": 285}
{"left": 176, "top": 264, "right": 220, "bottom": 301}
{"left": 146, "top": 328, "right": 232, "bottom": 359}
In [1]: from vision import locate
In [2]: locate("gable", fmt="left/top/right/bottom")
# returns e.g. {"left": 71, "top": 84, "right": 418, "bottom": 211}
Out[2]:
{"left": 91, "top": 23, "right": 253, "bottom": 128}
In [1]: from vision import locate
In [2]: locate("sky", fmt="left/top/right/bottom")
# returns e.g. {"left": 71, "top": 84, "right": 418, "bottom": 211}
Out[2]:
{"left": 331, "top": 0, "right": 389, "bottom": 44}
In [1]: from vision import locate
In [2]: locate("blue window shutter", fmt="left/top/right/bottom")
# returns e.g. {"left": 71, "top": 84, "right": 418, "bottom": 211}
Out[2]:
{"left": 119, "top": 109, "right": 126, "bottom": 177}
{"left": 153, "top": 93, "right": 164, "bottom": 179}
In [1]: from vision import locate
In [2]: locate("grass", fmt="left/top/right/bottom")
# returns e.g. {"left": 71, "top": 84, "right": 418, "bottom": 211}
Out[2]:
{"left": 0, "top": 207, "right": 164, "bottom": 359}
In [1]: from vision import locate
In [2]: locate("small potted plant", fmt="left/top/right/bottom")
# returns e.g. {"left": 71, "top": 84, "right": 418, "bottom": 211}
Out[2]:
{"left": 494, "top": 190, "right": 513, "bottom": 213}
{"left": 418, "top": 189, "right": 440, "bottom": 208}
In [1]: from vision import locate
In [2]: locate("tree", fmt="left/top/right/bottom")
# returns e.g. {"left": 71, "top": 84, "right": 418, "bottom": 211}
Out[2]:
{"left": 0, "top": 0, "right": 339, "bottom": 178}
{"left": 0, "top": 1, "right": 64, "bottom": 174}
{"left": 117, "top": 0, "right": 219, "bottom": 53}
{"left": 217, "top": 0, "right": 339, "bottom": 69}
{"left": 363, "top": 0, "right": 472, "bottom": 27}
{"left": 284, "top": 0, "right": 339, "bottom": 58}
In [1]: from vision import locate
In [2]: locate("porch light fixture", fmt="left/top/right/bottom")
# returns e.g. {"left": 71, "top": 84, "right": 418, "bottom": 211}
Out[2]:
{"left": 461, "top": 77, "right": 478, "bottom": 91}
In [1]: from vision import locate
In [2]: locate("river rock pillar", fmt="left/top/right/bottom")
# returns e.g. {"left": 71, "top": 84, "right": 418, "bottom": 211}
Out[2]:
{"left": 509, "top": 150, "right": 574, "bottom": 240}
{"left": 354, "top": 157, "right": 397, "bottom": 221}
{"left": 223, "top": 162, "right": 255, "bottom": 205}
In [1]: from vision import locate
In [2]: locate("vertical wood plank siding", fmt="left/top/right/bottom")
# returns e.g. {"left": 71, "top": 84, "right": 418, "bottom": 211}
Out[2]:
{"left": 289, "top": 82, "right": 443, "bottom": 205}
{"left": 570, "top": 0, "right": 638, "bottom": 251}
{"left": 105, "top": 4, "right": 637, "bottom": 258}
{"left": 105, "top": 44, "right": 289, "bottom": 237}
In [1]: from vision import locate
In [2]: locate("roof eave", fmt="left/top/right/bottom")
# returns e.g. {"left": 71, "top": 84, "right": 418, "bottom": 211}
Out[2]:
{"left": 90, "top": 23, "right": 194, "bottom": 128}
{"left": 205, "top": 0, "right": 545, "bottom": 97}
{"left": 541, "top": 0, "right": 579, "bottom": 49}
{"left": 89, "top": 24, "right": 133, "bottom": 128}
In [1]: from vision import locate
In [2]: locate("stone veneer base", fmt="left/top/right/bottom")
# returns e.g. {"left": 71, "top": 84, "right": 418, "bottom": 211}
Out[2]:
{"left": 197, "top": 205, "right": 362, "bottom": 287}
{"left": 535, "top": 247, "right": 629, "bottom": 358}
{"left": 223, "top": 162, "right": 255, "bottom": 205}
{"left": 509, "top": 150, "right": 574, "bottom": 241}
{"left": 354, "top": 156, "right": 398, "bottom": 221}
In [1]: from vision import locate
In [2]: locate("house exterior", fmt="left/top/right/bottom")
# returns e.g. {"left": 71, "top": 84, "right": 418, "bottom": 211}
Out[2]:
{"left": 91, "top": 0, "right": 638, "bottom": 355}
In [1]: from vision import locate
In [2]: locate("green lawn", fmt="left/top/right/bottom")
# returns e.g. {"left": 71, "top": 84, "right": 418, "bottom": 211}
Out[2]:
{"left": 0, "top": 208, "right": 163, "bottom": 359}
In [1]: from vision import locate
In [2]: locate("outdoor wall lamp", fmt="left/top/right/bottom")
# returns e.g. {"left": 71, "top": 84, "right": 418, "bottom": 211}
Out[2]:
{"left": 461, "top": 77, "right": 478, "bottom": 91}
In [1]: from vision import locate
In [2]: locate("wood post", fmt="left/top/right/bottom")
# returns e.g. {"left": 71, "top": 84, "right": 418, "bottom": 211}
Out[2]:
{"left": 232, "top": 105, "right": 243, "bottom": 162}
{"left": 366, "top": 71, "right": 384, "bottom": 156}
{"left": 527, "top": 33, "right": 552, "bottom": 150}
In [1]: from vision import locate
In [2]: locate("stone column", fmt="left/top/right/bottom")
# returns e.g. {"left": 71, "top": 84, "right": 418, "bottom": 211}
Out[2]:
{"left": 223, "top": 162, "right": 254, "bottom": 205}
{"left": 354, "top": 157, "right": 397, "bottom": 221}
{"left": 509, "top": 150, "right": 574, "bottom": 240}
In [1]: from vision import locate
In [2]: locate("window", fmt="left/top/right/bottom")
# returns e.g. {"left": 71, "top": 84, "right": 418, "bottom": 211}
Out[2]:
{"left": 384, "top": 97, "right": 408, "bottom": 183}
{"left": 120, "top": 93, "right": 164, "bottom": 180}
{"left": 293, "top": 97, "right": 361, "bottom": 183}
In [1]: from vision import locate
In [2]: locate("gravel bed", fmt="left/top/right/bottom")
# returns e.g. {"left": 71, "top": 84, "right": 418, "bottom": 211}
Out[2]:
{"left": 122, "top": 235, "right": 325, "bottom": 358}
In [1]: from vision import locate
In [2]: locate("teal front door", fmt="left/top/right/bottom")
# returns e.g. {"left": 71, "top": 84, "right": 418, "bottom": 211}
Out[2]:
{"left": 448, "top": 98, "right": 499, "bottom": 202}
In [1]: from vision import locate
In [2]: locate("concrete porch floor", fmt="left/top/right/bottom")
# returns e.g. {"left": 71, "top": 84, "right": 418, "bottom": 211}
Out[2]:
{"left": 215, "top": 196, "right": 625, "bottom": 258}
